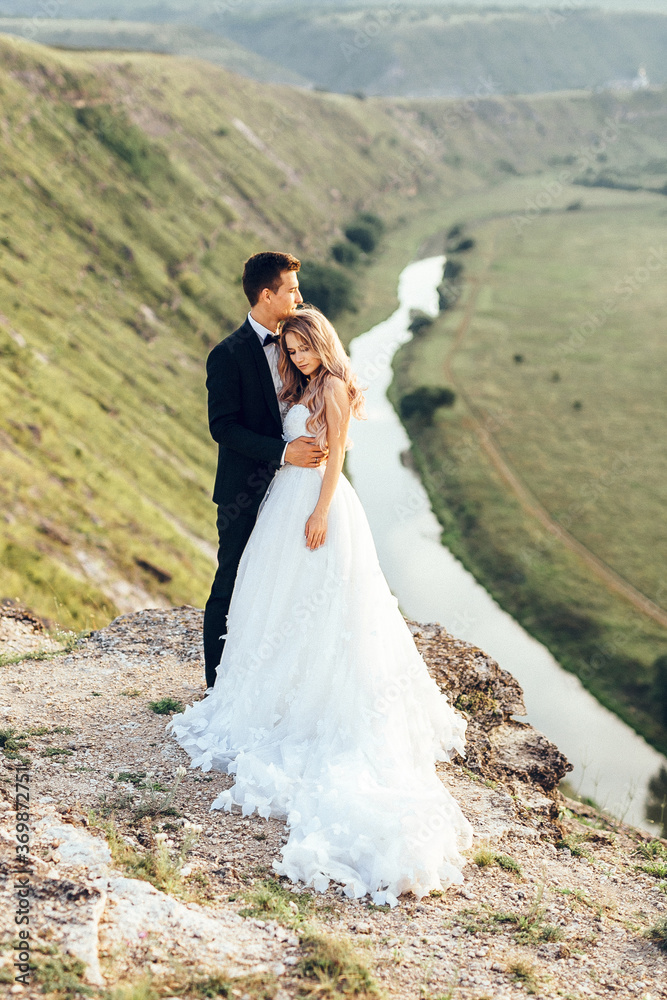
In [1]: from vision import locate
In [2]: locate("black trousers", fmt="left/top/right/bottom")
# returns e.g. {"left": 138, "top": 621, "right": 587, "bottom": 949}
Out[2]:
{"left": 203, "top": 504, "right": 259, "bottom": 689}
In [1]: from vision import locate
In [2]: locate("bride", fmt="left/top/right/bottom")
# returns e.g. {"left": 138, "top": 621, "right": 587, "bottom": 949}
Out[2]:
{"left": 168, "top": 306, "right": 473, "bottom": 906}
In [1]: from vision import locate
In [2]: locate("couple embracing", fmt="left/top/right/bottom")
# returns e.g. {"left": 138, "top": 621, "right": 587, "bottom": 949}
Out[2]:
{"left": 169, "top": 251, "right": 473, "bottom": 906}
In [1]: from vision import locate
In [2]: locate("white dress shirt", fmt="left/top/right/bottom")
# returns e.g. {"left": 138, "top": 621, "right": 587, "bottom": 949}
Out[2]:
{"left": 247, "top": 311, "right": 289, "bottom": 465}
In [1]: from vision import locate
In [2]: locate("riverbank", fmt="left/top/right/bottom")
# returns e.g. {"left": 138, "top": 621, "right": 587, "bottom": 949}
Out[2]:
{"left": 2, "top": 605, "right": 667, "bottom": 1000}
{"left": 388, "top": 202, "right": 667, "bottom": 758}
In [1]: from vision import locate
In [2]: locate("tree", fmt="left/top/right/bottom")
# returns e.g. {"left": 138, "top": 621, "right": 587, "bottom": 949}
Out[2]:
{"left": 408, "top": 310, "right": 433, "bottom": 336}
{"left": 344, "top": 223, "right": 378, "bottom": 254}
{"left": 297, "top": 261, "right": 356, "bottom": 319}
{"left": 399, "top": 385, "right": 456, "bottom": 424}
{"left": 443, "top": 258, "right": 463, "bottom": 281}
{"left": 654, "top": 654, "right": 667, "bottom": 727}
{"left": 451, "top": 237, "right": 475, "bottom": 253}
{"left": 331, "top": 241, "right": 360, "bottom": 267}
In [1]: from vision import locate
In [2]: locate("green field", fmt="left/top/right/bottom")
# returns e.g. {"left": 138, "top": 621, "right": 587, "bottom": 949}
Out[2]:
{"left": 391, "top": 185, "right": 667, "bottom": 752}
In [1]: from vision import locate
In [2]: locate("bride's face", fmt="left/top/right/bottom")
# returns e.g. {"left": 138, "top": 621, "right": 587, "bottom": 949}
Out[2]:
{"left": 285, "top": 333, "right": 322, "bottom": 378}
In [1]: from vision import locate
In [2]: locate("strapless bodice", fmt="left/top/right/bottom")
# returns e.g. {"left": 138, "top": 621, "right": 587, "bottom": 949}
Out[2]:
{"left": 282, "top": 403, "right": 311, "bottom": 443}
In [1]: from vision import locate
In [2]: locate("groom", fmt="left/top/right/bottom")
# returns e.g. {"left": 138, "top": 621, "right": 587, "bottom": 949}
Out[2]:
{"left": 203, "top": 251, "right": 325, "bottom": 688}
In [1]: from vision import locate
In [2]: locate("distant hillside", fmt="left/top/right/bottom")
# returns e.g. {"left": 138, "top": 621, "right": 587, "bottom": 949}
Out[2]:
{"left": 0, "top": 32, "right": 665, "bottom": 630}
{"left": 3, "top": 0, "right": 667, "bottom": 14}
{"left": 2, "top": 7, "right": 667, "bottom": 97}
{"left": 0, "top": 19, "right": 308, "bottom": 87}
{"left": 220, "top": 7, "right": 667, "bottom": 97}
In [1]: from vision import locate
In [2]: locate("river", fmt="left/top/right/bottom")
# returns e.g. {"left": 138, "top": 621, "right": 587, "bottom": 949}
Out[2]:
{"left": 347, "top": 255, "right": 666, "bottom": 833}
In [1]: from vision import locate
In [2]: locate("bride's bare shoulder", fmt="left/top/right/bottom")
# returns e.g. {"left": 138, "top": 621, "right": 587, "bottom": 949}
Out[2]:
{"left": 324, "top": 374, "right": 349, "bottom": 403}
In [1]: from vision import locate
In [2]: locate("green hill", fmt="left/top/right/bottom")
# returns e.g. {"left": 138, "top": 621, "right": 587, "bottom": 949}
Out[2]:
{"left": 1, "top": 32, "right": 666, "bottom": 638}
{"left": 3, "top": 6, "right": 667, "bottom": 97}
{"left": 202, "top": 6, "right": 667, "bottom": 97}
{"left": 0, "top": 19, "right": 308, "bottom": 87}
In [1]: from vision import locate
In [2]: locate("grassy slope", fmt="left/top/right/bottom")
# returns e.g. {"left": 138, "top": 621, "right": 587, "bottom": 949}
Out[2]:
{"left": 391, "top": 174, "right": 667, "bottom": 752}
{"left": 0, "top": 36, "right": 455, "bottom": 628}
{"left": 0, "top": 19, "right": 309, "bottom": 86}
{"left": 1, "top": 32, "right": 665, "bottom": 643}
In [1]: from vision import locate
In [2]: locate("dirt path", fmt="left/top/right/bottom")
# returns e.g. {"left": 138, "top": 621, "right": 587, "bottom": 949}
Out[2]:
{"left": 442, "top": 221, "right": 667, "bottom": 631}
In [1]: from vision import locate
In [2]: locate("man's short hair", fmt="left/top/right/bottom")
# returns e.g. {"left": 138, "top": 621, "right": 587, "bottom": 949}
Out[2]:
{"left": 242, "top": 251, "right": 301, "bottom": 306}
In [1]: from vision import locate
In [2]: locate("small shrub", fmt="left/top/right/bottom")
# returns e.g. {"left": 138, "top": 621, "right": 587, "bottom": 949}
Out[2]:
{"left": 572, "top": 400, "right": 583, "bottom": 410}
{"left": 646, "top": 767, "right": 667, "bottom": 836}
{"left": 438, "top": 279, "right": 461, "bottom": 311}
{"left": 344, "top": 223, "right": 377, "bottom": 254}
{"left": 513, "top": 354, "right": 525, "bottom": 363}
{"left": 33, "top": 949, "right": 94, "bottom": 998}
{"left": 472, "top": 846, "right": 496, "bottom": 867}
{"left": 443, "top": 257, "right": 463, "bottom": 281}
{"left": 539, "top": 923, "right": 563, "bottom": 941}
{"left": 299, "top": 930, "right": 379, "bottom": 996}
{"left": 566, "top": 200, "right": 583, "bottom": 211}
{"left": 653, "top": 656, "right": 667, "bottom": 726}
{"left": 331, "top": 241, "right": 360, "bottom": 267}
{"left": 179, "top": 272, "right": 207, "bottom": 300}
{"left": 646, "top": 918, "right": 667, "bottom": 951}
{"left": 355, "top": 212, "right": 385, "bottom": 239}
{"left": 495, "top": 853, "right": 523, "bottom": 875}
{"left": 408, "top": 309, "right": 434, "bottom": 335}
{"left": 451, "top": 237, "right": 475, "bottom": 252}
{"left": 132, "top": 766, "right": 187, "bottom": 819}
{"left": 0, "top": 727, "right": 30, "bottom": 764}
{"left": 240, "top": 877, "right": 310, "bottom": 927}
{"left": 298, "top": 260, "right": 357, "bottom": 319}
{"left": 638, "top": 860, "right": 667, "bottom": 879}
{"left": 496, "top": 159, "right": 519, "bottom": 175}
{"left": 115, "top": 770, "right": 147, "bottom": 787}
{"left": 95, "top": 811, "right": 203, "bottom": 899}
{"left": 149, "top": 697, "right": 184, "bottom": 715}
{"left": 507, "top": 955, "right": 539, "bottom": 992}
{"left": 399, "top": 385, "right": 456, "bottom": 424}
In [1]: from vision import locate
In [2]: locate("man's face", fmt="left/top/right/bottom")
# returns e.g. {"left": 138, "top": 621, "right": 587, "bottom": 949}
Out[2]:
{"left": 267, "top": 270, "right": 303, "bottom": 320}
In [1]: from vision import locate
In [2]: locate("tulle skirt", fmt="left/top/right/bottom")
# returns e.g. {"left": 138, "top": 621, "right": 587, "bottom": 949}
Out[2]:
{"left": 168, "top": 462, "right": 473, "bottom": 905}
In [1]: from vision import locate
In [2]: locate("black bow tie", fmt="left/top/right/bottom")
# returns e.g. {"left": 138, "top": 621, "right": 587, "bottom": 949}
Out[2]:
{"left": 263, "top": 333, "right": 280, "bottom": 347}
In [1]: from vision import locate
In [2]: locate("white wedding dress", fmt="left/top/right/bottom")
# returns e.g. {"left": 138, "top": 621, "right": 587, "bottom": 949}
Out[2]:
{"left": 168, "top": 403, "right": 473, "bottom": 905}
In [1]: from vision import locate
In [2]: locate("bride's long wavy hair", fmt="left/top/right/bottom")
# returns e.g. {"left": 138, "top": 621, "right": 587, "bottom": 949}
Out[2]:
{"left": 278, "top": 307, "right": 366, "bottom": 453}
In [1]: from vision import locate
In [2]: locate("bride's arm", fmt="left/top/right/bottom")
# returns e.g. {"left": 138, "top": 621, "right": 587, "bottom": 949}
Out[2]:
{"left": 305, "top": 378, "right": 350, "bottom": 551}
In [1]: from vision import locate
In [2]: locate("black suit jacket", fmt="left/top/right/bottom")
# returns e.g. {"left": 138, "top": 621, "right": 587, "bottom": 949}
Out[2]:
{"left": 207, "top": 318, "right": 286, "bottom": 511}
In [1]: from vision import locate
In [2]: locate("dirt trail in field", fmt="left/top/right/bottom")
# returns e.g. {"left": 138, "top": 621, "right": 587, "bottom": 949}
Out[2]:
{"left": 442, "top": 221, "right": 667, "bottom": 631}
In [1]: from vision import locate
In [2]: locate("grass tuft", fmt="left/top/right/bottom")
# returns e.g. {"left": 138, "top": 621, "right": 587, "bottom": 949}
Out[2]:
{"left": 92, "top": 811, "right": 205, "bottom": 902}
{"left": 239, "top": 877, "right": 311, "bottom": 928}
{"left": 298, "top": 930, "right": 380, "bottom": 998}
{"left": 32, "top": 947, "right": 94, "bottom": 998}
{"left": 635, "top": 839, "right": 667, "bottom": 878}
{"left": 0, "top": 727, "right": 31, "bottom": 765}
{"left": 473, "top": 846, "right": 522, "bottom": 876}
{"left": 646, "top": 917, "right": 667, "bottom": 952}
{"left": 506, "top": 954, "right": 539, "bottom": 993}
{"left": 149, "top": 697, "right": 184, "bottom": 715}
